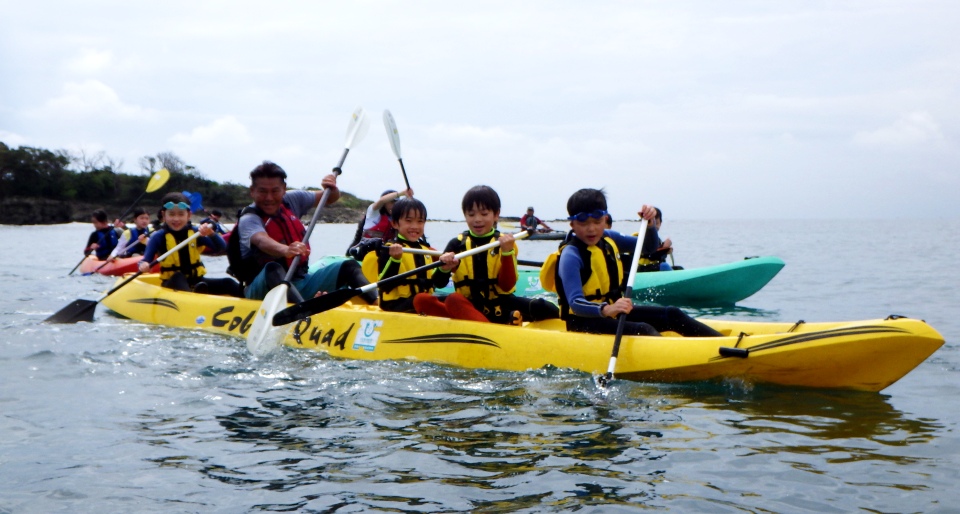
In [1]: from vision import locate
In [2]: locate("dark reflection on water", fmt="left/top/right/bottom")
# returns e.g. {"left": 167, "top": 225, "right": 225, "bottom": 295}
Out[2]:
{"left": 661, "top": 384, "right": 941, "bottom": 446}
{"left": 128, "top": 352, "right": 945, "bottom": 512}
{"left": 682, "top": 304, "right": 780, "bottom": 319}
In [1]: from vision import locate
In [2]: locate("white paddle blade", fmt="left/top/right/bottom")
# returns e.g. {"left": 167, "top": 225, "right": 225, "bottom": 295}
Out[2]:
{"left": 345, "top": 106, "right": 371, "bottom": 149}
{"left": 246, "top": 284, "right": 291, "bottom": 357}
{"left": 383, "top": 109, "right": 402, "bottom": 158}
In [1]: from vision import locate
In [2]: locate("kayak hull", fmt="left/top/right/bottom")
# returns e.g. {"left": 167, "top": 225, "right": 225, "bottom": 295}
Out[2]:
{"left": 517, "top": 256, "right": 786, "bottom": 306}
{"left": 79, "top": 255, "right": 159, "bottom": 276}
{"left": 100, "top": 275, "right": 943, "bottom": 392}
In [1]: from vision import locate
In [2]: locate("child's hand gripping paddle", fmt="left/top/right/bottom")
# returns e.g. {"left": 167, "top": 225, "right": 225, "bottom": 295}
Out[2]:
{"left": 272, "top": 230, "right": 532, "bottom": 326}
{"left": 597, "top": 217, "right": 649, "bottom": 388}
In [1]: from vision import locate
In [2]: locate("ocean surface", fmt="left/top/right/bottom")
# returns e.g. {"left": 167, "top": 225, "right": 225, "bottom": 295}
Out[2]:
{"left": 2, "top": 218, "right": 958, "bottom": 513}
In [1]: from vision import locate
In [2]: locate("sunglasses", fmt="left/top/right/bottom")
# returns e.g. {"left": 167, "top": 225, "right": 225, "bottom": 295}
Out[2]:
{"left": 163, "top": 201, "right": 190, "bottom": 211}
{"left": 567, "top": 209, "right": 609, "bottom": 222}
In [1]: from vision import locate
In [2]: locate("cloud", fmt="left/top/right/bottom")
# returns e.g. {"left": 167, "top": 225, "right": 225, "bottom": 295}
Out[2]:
{"left": 853, "top": 111, "right": 945, "bottom": 147}
{"left": 35, "top": 80, "right": 156, "bottom": 121}
{"left": 0, "top": 131, "right": 29, "bottom": 147}
{"left": 65, "top": 49, "right": 114, "bottom": 74}
{"left": 169, "top": 116, "right": 253, "bottom": 146}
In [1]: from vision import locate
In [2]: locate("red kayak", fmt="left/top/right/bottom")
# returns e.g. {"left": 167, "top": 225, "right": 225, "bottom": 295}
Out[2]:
{"left": 79, "top": 255, "right": 159, "bottom": 276}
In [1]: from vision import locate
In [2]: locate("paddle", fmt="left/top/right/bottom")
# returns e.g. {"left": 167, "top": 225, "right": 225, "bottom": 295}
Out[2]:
{"left": 597, "top": 217, "right": 649, "bottom": 387}
{"left": 46, "top": 230, "right": 203, "bottom": 324}
{"left": 273, "top": 230, "right": 533, "bottom": 326}
{"left": 67, "top": 168, "right": 170, "bottom": 276}
{"left": 246, "top": 107, "right": 371, "bottom": 357}
{"left": 383, "top": 110, "right": 411, "bottom": 190}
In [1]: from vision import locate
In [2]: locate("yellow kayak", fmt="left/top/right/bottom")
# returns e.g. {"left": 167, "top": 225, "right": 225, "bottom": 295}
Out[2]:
{"left": 101, "top": 274, "right": 944, "bottom": 392}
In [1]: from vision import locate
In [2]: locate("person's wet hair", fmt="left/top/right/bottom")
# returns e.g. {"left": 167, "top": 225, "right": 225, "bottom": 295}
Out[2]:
{"left": 566, "top": 188, "right": 607, "bottom": 216}
{"left": 392, "top": 197, "right": 427, "bottom": 221}
{"left": 461, "top": 185, "right": 501, "bottom": 214}
{"left": 131, "top": 206, "right": 149, "bottom": 220}
{"left": 249, "top": 161, "right": 287, "bottom": 184}
{"left": 159, "top": 192, "right": 190, "bottom": 211}
{"left": 379, "top": 189, "right": 398, "bottom": 216}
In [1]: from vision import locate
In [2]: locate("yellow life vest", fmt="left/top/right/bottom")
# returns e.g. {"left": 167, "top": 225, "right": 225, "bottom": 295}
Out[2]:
{"left": 371, "top": 240, "right": 437, "bottom": 303}
{"left": 539, "top": 235, "right": 622, "bottom": 319}
{"left": 160, "top": 227, "right": 206, "bottom": 281}
{"left": 624, "top": 230, "right": 660, "bottom": 270}
{"left": 450, "top": 230, "right": 516, "bottom": 302}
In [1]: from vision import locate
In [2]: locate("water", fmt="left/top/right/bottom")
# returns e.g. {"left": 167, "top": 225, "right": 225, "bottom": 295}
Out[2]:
{"left": 2, "top": 219, "right": 959, "bottom": 512}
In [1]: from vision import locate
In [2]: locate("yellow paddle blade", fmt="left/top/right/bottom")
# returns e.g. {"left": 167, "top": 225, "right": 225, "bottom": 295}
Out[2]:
{"left": 146, "top": 168, "right": 170, "bottom": 193}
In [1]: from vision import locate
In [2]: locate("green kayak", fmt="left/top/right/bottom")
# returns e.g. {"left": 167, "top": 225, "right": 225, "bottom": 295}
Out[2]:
{"left": 313, "top": 255, "right": 785, "bottom": 307}
{"left": 513, "top": 256, "right": 785, "bottom": 306}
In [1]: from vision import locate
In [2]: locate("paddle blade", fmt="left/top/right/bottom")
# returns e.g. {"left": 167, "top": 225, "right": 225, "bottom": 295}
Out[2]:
{"left": 45, "top": 300, "right": 97, "bottom": 324}
{"left": 272, "top": 287, "right": 360, "bottom": 326}
{"left": 345, "top": 106, "right": 371, "bottom": 149}
{"left": 182, "top": 191, "right": 204, "bottom": 213}
{"left": 383, "top": 109, "right": 402, "bottom": 158}
{"left": 146, "top": 168, "right": 170, "bottom": 193}
{"left": 246, "top": 284, "right": 291, "bottom": 357}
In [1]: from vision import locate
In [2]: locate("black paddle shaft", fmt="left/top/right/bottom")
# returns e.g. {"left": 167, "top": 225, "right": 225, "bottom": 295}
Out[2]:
{"left": 272, "top": 257, "right": 448, "bottom": 326}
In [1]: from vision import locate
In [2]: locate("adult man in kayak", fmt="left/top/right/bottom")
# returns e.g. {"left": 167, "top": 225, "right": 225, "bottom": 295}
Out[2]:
{"left": 227, "top": 161, "right": 376, "bottom": 304}
{"left": 520, "top": 206, "right": 553, "bottom": 233}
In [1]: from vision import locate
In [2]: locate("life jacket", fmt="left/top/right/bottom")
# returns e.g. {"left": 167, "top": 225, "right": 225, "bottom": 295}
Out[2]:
{"left": 621, "top": 228, "right": 664, "bottom": 273}
{"left": 92, "top": 227, "right": 119, "bottom": 260}
{"left": 539, "top": 235, "right": 622, "bottom": 320}
{"left": 449, "top": 230, "right": 516, "bottom": 305}
{"left": 159, "top": 225, "right": 206, "bottom": 282}
{"left": 520, "top": 214, "right": 539, "bottom": 230}
{"left": 226, "top": 201, "right": 308, "bottom": 287}
{"left": 121, "top": 226, "right": 150, "bottom": 256}
{"left": 362, "top": 213, "right": 394, "bottom": 240}
{"left": 370, "top": 238, "right": 436, "bottom": 306}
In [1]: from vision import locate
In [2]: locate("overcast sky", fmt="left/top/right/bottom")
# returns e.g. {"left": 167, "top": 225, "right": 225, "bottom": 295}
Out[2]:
{"left": 2, "top": 1, "right": 958, "bottom": 220}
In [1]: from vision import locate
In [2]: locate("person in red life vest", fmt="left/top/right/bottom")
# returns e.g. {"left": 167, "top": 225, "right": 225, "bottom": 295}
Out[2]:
{"left": 520, "top": 206, "right": 553, "bottom": 233}
{"left": 227, "top": 161, "right": 375, "bottom": 303}
{"left": 345, "top": 187, "right": 415, "bottom": 258}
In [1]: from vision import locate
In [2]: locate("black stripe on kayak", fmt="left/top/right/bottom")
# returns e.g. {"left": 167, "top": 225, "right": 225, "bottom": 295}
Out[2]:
{"left": 383, "top": 333, "right": 500, "bottom": 348}
{"left": 712, "top": 325, "right": 909, "bottom": 360}
{"left": 127, "top": 297, "right": 180, "bottom": 311}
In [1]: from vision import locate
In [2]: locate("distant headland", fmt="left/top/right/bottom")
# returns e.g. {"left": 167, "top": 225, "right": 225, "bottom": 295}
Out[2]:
{"left": 0, "top": 143, "right": 369, "bottom": 225}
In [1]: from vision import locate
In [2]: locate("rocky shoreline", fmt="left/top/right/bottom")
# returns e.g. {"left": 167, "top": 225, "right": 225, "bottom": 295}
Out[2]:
{"left": 0, "top": 197, "right": 367, "bottom": 226}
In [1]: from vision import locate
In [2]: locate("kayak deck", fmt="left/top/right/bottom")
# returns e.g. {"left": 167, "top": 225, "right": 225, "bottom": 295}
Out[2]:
{"left": 100, "top": 274, "right": 943, "bottom": 392}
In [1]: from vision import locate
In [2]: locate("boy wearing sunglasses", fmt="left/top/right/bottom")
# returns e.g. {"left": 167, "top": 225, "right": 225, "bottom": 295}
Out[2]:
{"left": 138, "top": 192, "right": 241, "bottom": 296}
{"left": 540, "top": 188, "right": 720, "bottom": 337}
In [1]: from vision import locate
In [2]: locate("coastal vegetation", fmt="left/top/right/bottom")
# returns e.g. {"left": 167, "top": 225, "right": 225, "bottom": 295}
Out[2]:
{"left": 0, "top": 142, "right": 367, "bottom": 224}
